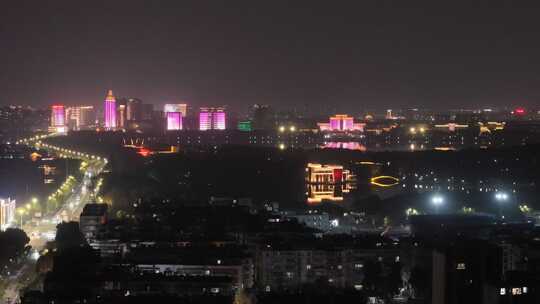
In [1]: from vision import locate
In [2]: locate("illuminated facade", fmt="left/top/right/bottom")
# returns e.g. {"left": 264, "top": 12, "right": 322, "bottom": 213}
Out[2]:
{"left": 104, "top": 90, "right": 117, "bottom": 129}
{"left": 164, "top": 104, "right": 185, "bottom": 130}
{"left": 199, "top": 107, "right": 226, "bottom": 131}
{"left": 307, "top": 184, "right": 354, "bottom": 203}
{"left": 0, "top": 197, "right": 16, "bottom": 230}
{"left": 166, "top": 112, "right": 182, "bottom": 130}
{"left": 50, "top": 105, "right": 67, "bottom": 133}
{"left": 66, "top": 106, "right": 94, "bottom": 130}
{"left": 126, "top": 98, "right": 142, "bottom": 121}
{"left": 164, "top": 104, "right": 187, "bottom": 118}
{"left": 117, "top": 103, "right": 126, "bottom": 128}
{"left": 306, "top": 163, "right": 355, "bottom": 203}
{"left": 306, "top": 163, "right": 353, "bottom": 184}
{"left": 434, "top": 123, "right": 468, "bottom": 132}
{"left": 318, "top": 114, "right": 364, "bottom": 132}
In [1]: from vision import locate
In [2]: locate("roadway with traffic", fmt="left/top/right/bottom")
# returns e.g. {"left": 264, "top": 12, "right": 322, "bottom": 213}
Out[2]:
{"left": 2, "top": 136, "right": 107, "bottom": 304}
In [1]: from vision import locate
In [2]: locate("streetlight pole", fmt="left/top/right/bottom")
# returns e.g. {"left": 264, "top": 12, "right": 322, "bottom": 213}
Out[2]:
{"left": 18, "top": 210, "right": 24, "bottom": 229}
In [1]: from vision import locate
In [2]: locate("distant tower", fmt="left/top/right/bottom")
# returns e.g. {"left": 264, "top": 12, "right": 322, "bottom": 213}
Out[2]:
{"left": 51, "top": 105, "right": 65, "bottom": 128}
{"left": 104, "top": 90, "right": 117, "bottom": 129}
{"left": 50, "top": 105, "right": 66, "bottom": 133}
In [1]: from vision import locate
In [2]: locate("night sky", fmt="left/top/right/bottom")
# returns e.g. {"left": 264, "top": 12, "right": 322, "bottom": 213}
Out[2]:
{"left": 2, "top": 1, "right": 540, "bottom": 111}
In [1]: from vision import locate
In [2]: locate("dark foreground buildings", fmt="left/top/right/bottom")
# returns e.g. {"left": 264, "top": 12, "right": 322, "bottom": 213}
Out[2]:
{"left": 21, "top": 201, "right": 540, "bottom": 304}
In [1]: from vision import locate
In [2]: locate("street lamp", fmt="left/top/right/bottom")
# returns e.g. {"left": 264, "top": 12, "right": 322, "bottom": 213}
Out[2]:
{"left": 494, "top": 191, "right": 509, "bottom": 218}
{"left": 431, "top": 194, "right": 444, "bottom": 214}
{"left": 18, "top": 209, "right": 25, "bottom": 228}
{"left": 31, "top": 197, "right": 38, "bottom": 204}
{"left": 495, "top": 192, "right": 509, "bottom": 201}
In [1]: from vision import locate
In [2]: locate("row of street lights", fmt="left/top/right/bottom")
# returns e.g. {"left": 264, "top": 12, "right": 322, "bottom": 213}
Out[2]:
{"left": 15, "top": 137, "right": 109, "bottom": 228}
{"left": 412, "top": 191, "right": 515, "bottom": 217}
{"left": 17, "top": 197, "right": 39, "bottom": 228}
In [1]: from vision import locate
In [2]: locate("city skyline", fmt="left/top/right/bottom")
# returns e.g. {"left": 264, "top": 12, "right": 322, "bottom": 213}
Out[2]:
{"left": 3, "top": 2, "right": 540, "bottom": 303}
{"left": 3, "top": 2, "right": 540, "bottom": 110}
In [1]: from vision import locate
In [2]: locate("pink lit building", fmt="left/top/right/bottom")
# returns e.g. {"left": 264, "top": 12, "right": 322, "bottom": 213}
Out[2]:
{"left": 164, "top": 104, "right": 184, "bottom": 130}
{"left": 199, "top": 107, "right": 226, "bottom": 130}
{"left": 50, "top": 105, "right": 67, "bottom": 133}
{"left": 166, "top": 112, "right": 182, "bottom": 130}
{"left": 104, "top": 90, "right": 117, "bottom": 130}
{"left": 318, "top": 114, "right": 364, "bottom": 132}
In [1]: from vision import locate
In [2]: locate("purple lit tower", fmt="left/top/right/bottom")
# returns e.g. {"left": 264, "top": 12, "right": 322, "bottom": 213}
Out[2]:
{"left": 104, "top": 90, "right": 117, "bottom": 129}
{"left": 50, "top": 105, "right": 67, "bottom": 133}
{"left": 166, "top": 112, "right": 182, "bottom": 130}
{"left": 51, "top": 105, "right": 65, "bottom": 127}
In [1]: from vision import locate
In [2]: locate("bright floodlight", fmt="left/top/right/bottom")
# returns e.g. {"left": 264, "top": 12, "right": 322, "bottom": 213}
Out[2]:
{"left": 495, "top": 192, "right": 509, "bottom": 201}
{"left": 431, "top": 195, "right": 444, "bottom": 205}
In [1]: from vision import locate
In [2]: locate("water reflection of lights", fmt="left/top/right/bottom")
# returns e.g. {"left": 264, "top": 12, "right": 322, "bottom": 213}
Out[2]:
{"left": 322, "top": 142, "right": 366, "bottom": 151}
{"left": 370, "top": 176, "right": 400, "bottom": 187}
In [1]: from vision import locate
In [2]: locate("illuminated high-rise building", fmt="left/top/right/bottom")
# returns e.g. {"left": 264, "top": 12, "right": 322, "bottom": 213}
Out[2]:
{"left": 164, "top": 104, "right": 187, "bottom": 118}
{"left": 50, "top": 104, "right": 67, "bottom": 133}
{"left": 199, "top": 107, "right": 226, "bottom": 131}
{"left": 126, "top": 98, "right": 143, "bottom": 121}
{"left": 166, "top": 112, "right": 182, "bottom": 130}
{"left": 66, "top": 106, "right": 95, "bottom": 130}
{"left": 51, "top": 105, "right": 65, "bottom": 127}
{"left": 116, "top": 98, "right": 127, "bottom": 129}
{"left": 213, "top": 110, "right": 226, "bottom": 130}
{"left": 117, "top": 104, "right": 126, "bottom": 128}
{"left": 104, "top": 90, "right": 117, "bottom": 129}
{"left": 199, "top": 110, "right": 212, "bottom": 131}
{"left": 0, "top": 197, "right": 16, "bottom": 230}
{"left": 164, "top": 104, "right": 184, "bottom": 130}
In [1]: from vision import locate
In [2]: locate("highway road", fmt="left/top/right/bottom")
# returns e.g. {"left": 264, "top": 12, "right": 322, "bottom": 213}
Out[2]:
{"left": 2, "top": 138, "right": 107, "bottom": 304}
{"left": 25, "top": 160, "right": 103, "bottom": 249}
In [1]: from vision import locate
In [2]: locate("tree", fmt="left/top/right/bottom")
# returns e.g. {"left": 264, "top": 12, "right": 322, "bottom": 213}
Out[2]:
{"left": 0, "top": 228, "right": 30, "bottom": 270}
